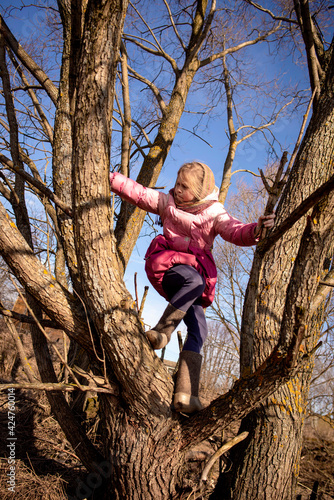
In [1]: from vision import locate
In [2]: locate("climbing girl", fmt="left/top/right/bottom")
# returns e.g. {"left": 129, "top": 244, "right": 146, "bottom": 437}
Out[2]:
{"left": 110, "top": 162, "right": 275, "bottom": 413}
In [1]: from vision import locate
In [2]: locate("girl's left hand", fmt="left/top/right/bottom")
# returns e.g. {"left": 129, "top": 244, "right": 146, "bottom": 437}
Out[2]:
{"left": 255, "top": 213, "right": 275, "bottom": 237}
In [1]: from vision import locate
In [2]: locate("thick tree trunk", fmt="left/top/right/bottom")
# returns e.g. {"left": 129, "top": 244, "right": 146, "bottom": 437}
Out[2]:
{"left": 99, "top": 397, "right": 184, "bottom": 500}
{"left": 53, "top": 0, "right": 80, "bottom": 290}
{"left": 214, "top": 43, "right": 334, "bottom": 500}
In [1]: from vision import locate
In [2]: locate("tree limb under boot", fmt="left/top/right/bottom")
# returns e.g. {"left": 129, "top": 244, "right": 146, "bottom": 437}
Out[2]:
{"left": 146, "top": 303, "right": 186, "bottom": 349}
{"left": 173, "top": 350, "right": 203, "bottom": 413}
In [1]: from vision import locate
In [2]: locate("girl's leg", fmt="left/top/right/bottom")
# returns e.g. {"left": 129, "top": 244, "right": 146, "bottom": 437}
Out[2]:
{"left": 182, "top": 301, "right": 208, "bottom": 353}
{"left": 161, "top": 265, "right": 205, "bottom": 311}
{"left": 146, "top": 265, "right": 205, "bottom": 350}
{"left": 173, "top": 301, "right": 207, "bottom": 413}
{"left": 161, "top": 268, "right": 207, "bottom": 413}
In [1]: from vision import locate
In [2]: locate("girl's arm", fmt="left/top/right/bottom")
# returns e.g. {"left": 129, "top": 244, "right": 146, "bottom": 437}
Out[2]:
{"left": 110, "top": 172, "right": 165, "bottom": 215}
{"left": 215, "top": 210, "right": 275, "bottom": 246}
{"left": 214, "top": 209, "right": 259, "bottom": 246}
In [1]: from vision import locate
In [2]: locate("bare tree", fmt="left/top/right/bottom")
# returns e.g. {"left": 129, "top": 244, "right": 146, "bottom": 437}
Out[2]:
{"left": 0, "top": 1, "right": 333, "bottom": 499}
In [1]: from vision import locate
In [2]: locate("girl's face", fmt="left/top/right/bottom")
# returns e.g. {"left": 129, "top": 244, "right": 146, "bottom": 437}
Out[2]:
{"left": 174, "top": 175, "right": 196, "bottom": 204}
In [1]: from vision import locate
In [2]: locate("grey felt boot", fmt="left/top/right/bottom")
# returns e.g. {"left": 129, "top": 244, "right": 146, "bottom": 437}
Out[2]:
{"left": 173, "top": 350, "right": 203, "bottom": 414}
{"left": 146, "top": 303, "right": 186, "bottom": 350}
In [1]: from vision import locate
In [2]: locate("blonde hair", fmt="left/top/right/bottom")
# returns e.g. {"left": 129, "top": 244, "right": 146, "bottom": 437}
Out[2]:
{"left": 177, "top": 162, "right": 215, "bottom": 201}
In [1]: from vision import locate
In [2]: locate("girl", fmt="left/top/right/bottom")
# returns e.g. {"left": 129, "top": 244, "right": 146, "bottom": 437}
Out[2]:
{"left": 110, "top": 162, "right": 275, "bottom": 413}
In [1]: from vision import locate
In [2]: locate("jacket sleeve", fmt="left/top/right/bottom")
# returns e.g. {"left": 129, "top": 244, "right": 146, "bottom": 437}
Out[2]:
{"left": 214, "top": 209, "right": 258, "bottom": 246}
{"left": 110, "top": 172, "right": 166, "bottom": 215}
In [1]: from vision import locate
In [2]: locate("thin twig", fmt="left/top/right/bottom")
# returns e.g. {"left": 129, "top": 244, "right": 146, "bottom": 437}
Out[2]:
{"left": 73, "top": 289, "right": 104, "bottom": 364}
{"left": 138, "top": 285, "right": 149, "bottom": 320}
{"left": 134, "top": 272, "right": 139, "bottom": 312}
{"left": 73, "top": 289, "right": 109, "bottom": 384}
{"left": 0, "top": 153, "right": 72, "bottom": 217}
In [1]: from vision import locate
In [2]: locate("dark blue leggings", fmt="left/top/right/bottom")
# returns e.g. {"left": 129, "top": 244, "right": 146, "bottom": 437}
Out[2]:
{"left": 161, "top": 265, "right": 208, "bottom": 353}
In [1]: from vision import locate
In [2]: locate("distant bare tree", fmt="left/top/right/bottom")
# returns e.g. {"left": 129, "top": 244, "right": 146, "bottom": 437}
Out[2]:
{"left": 201, "top": 321, "right": 239, "bottom": 402}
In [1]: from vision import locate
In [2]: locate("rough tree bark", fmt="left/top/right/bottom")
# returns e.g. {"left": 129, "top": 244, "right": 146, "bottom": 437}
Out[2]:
{"left": 213, "top": 32, "right": 334, "bottom": 500}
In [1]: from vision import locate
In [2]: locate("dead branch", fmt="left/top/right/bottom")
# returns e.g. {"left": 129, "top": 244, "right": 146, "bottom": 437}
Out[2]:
{"left": 134, "top": 272, "right": 139, "bottom": 312}
{"left": 259, "top": 151, "right": 288, "bottom": 239}
{"left": 0, "top": 382, "right": 116, "bottom": 394}
{"left": 177, "top": 330, "right": 183, "bottom": 353}
{"left": 201, "top": 431, "right": 249, "bottom": 482}
{"left": 0, "top": 305, "right": 58, "bottom": 327}
{"left": 71, "top": 364, "right": 113, "bottom": 389}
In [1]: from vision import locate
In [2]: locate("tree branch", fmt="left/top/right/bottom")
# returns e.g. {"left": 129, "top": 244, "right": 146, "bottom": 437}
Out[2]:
{"left": 187, "top": 0, "right": 217, "bottom": 59}
{"left": 162, "top": 0, "right": 186, "bottom": 51}
{"left": 120, "top": 42, "right": 132, "bottom": 177}
{"left": 293, "top": 0, "right": 323, "bottom": 103}
{"left": 0, "top": 299, "right": 37, "bottom": 383}
{"left": 124, "top": 2, "right": 179, "bottom": 74}
{"left": 0, "top": 199, "right": 93, "bottom": 352}
{"left": 0, "top": 153, "right": 73, "bottom": 217}
{"left": 7, "top": 46, "right": 54, "bottom": 143}
{"left": 285, "top": 87, "right": 316, "bottom": 178}
{"left": 243, "top": 0, "right": 298, "bottom": 24}
{"left": 0, "top": 382, "right": 116, "bottom": 394}
{"left": 0, "top": 14, "right": 58, "bottom": 105}
{"left": 179, "top": 320, "right": 307, "bottom": 450}
{"left": 127, "top": 64, "right": 167, "bottom": 114}
{"left": 201, "top": 431, "right": 249, "bottom": 482}
{"left": 199, "top": 23, "right": 282, "bottom": 68}
{"left": 0, "top": 305, "right": 58, "bottom": 327}
{"left": 257, "top": 174, "right": 334, "bottom": 254}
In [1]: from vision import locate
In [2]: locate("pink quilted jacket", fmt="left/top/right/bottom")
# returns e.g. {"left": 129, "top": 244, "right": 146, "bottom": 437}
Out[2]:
{"left": 110, "top": 172, "right": 258, "bottom": 307}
